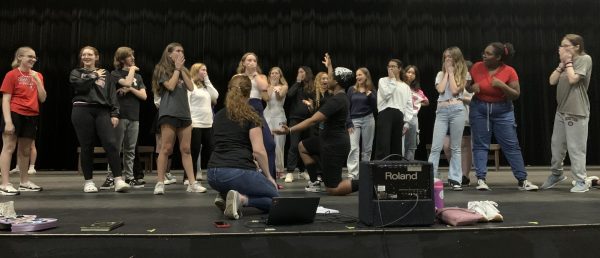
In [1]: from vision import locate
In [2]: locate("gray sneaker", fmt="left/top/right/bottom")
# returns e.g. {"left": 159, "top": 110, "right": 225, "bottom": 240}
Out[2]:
{"left": 541, "top": 175, "right": 567, "bottom": 189}
{"left": 164, "top": 173, "right": 177, "bottom": 185}
{"left": 570, "top": 181, "right": 590, "bottom": 193}
{"left": 214, "top": 194, "right": 225, "bottom": 211}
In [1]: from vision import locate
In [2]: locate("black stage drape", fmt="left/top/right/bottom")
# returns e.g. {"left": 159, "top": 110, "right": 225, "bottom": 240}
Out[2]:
{"left": 0, "top": 0, "right": 598, "bottom": 169}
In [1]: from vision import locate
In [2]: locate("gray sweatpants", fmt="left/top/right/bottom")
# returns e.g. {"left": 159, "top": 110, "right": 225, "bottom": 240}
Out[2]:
{"left": 550, "top": 112, "right": 588, "bottom": 182}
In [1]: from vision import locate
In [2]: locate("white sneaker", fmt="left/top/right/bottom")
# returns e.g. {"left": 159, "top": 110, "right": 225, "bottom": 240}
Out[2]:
{"left": 476, "top": 179, "right": 491, "bottom": 191}
{"left": 571, "top": 176, "right": 599, "bottom": 187}
{"left": 164, "top": 173, "right": 177, "bottom": 185}
{"left": 224, "top": 190, "right": 241, "bottom": 220}
{"left": 19, "top": 181, "right": 42, "bottom": 192}
{"left": 114, "top": 179, "right": 131, "bottom": 193}
{"left": 468, "top": 200, "right": 503, "bottom": 222}
{"left": 0, "top": 184, "right": 20, "bottom": 195}
{"left": 83, "top": 182, "right": 98, "bottom": 193}
{"left": 305, "top": 180, "right": 323, "bottom": 192}
{"left": 154, "top": 182, "right": 165, "bottom": 195}
{"left": 284, "top": 173, "right": 294, "bottom": 183}
{"left": 299, "top": 172, "right": 311, "bottom": 180}
{"left": 27, "top": 166, "right": 36, "bottom": 175}
{"left": 183, "top": 179, "right": 200, "bottom": 186}
{"left": 186, "top": 182, "right": 207, "bottom": 193}
{"left": 518, "top": 180, "right": 539, "bottom": 191}
{"left": 9, "top": 167, "right": 19, "bottom": 174}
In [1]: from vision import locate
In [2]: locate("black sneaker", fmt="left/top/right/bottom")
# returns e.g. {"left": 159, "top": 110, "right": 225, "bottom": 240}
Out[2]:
{"left": 448, "top": 179, "right": 463, "bottom": 191}
{"left": 461, "top": 176, "right": 471, "bottom": 186}
{"left": 127, "top": 178, "right": 145, "bottom": 188}
{"left": 100, "top": 177, "right": 114, "bottom": 190}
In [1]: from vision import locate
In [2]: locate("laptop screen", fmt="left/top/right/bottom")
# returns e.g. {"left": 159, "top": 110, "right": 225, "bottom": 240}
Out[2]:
{"left": 266, "top": 197, "right": 320, "bottom": 225}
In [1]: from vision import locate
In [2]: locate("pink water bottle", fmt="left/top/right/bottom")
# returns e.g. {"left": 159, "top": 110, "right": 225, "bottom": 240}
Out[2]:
{"left": 433, "top": 178, "right": 444, "bottom": 210}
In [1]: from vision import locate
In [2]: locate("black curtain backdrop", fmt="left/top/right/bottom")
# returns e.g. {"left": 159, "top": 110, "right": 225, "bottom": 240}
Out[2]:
{"left": 0, "top": 0, "right": 598, "bottom": 170}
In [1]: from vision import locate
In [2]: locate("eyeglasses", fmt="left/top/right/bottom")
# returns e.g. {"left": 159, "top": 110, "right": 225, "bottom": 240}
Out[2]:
{"left": 21, "top": 55, "right": 37, "bottom": 60}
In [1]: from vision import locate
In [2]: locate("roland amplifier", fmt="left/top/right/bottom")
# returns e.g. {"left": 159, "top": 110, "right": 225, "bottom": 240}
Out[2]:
{"left": 359, "top": 160, "right": 435, "bottom": 227}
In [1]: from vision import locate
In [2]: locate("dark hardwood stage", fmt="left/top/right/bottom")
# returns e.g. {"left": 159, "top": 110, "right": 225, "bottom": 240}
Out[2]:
{"left": 2, "top": 167, "right": 600, "bottom": 258}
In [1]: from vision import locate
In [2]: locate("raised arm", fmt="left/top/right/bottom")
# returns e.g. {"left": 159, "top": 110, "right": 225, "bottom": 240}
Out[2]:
{"left": 204, "top": 76, "right": 219, "bottom": 105}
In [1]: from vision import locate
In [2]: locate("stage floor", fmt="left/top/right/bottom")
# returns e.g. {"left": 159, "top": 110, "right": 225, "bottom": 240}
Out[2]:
{"left": 1, "top": 166, "right": 600, "bottom": 235}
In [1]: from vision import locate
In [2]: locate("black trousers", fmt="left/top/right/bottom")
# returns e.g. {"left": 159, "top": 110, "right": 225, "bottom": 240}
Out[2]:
{"left": 286, "top": 118, "right": 310, "bottom": 172}
{"left": 72, "top": 105, "right": 122, "bottom": 180}
{"left": 184, "top": 127, "right": 214, "bottom": 180}
{"left": 374, "top": 108, "right": 404, "bottom": 160}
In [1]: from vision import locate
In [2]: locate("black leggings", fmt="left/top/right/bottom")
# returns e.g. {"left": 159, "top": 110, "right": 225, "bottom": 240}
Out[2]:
{"left": 185, "top": 127, "right": 214, "bottom": 180}
{"left": 72, "top": 105, "right": 122, "bottom": 180}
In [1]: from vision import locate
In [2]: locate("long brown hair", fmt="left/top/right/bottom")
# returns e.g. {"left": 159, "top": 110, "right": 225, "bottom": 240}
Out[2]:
{"left": 299, "top": 66, "right": 315, "bottom": 94}
{"left": 151, "top": 42, "right": 191, "bottom": 95}
{"left": 236, "top": 52, "right": 262, "bottom": 74}
{"left": 226, "top": 74, "right": 262, "bottom": 127}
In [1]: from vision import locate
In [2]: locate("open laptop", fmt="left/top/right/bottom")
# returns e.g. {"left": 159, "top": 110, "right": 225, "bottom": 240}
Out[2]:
{"left": 266, "top": 197, "right": 320, "bottom": 225}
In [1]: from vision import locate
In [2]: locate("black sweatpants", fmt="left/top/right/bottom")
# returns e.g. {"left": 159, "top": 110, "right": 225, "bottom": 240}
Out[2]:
{"left": 72, "top": 105, "right": 122, "bottom": 180}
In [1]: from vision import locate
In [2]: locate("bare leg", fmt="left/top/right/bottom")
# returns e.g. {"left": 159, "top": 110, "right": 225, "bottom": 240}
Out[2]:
{"left": 157, "top": 125, "right": 176, "bottom": 182}
{"left": 0, "top": 134, "right": 17, "bottom": 186}
{"left": 177, "top": 125, "right": 196, "bottom": 182}
{"left": 325, "top": 179, "right": 353, "bottom": 196}
{"left": 17, "top": 137, "right": 33, "bottom": 183}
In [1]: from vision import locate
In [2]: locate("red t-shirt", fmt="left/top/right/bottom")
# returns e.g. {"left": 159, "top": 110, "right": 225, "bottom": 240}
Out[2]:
{"left": 0, "top": 68, "right": 44, "bottom": 116}
{"left": 470, "top": 61, "right": 518, "bottom": 103}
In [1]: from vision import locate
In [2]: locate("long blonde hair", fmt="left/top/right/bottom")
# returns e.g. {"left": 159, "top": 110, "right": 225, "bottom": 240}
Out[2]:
{"left": 190, "top": 63, "right": 206, "bottom": 88}
{"left": 441, "top": 46, "right": 468, "bottom": 88}
{"left": 226, "top": 75, "right": 262, "bottom": 127}
{"left": 236, "top": 52, "right": 262, "bottom": 74}
{"left": 268, "top": 67, "right": 288, "bottom": 86}
{"left": 11, "top": 46, "right": 34, "bottom": 68}
{"left": 314, "top": 72, "right": 328, "bottom": 109}
{"left": 151, "top": 42, "right": 191, "bottom": 95}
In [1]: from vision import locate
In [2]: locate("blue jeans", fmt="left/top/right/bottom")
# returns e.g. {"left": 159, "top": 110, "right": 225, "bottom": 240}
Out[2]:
{"left": 469, "top": 98, "right": 527, "bottom": 181}
{"left": 207, "top": 168, "right": 279, "bottom": 212}
{"left": 427, "top": 103, "right": 465, "bottom": 182}
{"left": 347, "top": 113, "right": 375, "bottom": 179}
{"left": 403, "top": 115, "right": 419, "bottom": 161}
